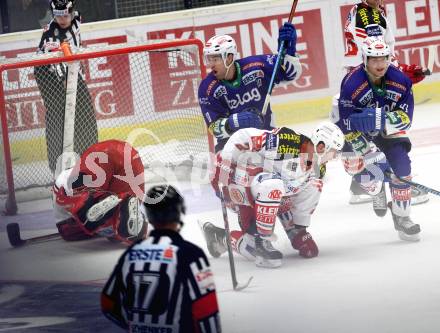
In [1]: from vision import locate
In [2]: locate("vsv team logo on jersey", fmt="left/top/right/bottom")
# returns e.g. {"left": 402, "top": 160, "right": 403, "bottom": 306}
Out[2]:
{"left": 213, "top": 86, "right": 227, "bottom": 99}
{"left": 225, "top": 87, "right": 261, "bottom": 109}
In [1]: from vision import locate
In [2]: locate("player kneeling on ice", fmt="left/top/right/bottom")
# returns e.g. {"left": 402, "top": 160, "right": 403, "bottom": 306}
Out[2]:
{"left": 53, "top": 140, "right": 148, "bottom": 244}
{"left": 203, "top": 122, "right": 344, "bottom": 268}
{"left": 335, "top": 36, "right": 421, "bottom": 241}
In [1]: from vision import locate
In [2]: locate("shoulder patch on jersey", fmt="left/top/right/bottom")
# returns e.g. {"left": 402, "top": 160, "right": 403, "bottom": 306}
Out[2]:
{"left": 386, "top": 80, "right": 407, "bottom": 92}
{"left": 266, "top": 54, "right": 276, "bottom": 65}
{"left": 195, "top": 269, "right": 215, "bottom": 290}
{"left": 265, "top": 133, "right": 278, "bottom": 150}
{"left": 162, "top": 246, "right": 174, "bottom": 262}
{"left": 351, "top": 81, "right": 369, "bottom": 100}
{"left": 242, "top": 61, "right": 265, "bottom": 71}
{"left": 206, "top": 79, "right": 219, "bottom": 96}
{"left": 213, "top": 85, "right": 227, "bottom": 99}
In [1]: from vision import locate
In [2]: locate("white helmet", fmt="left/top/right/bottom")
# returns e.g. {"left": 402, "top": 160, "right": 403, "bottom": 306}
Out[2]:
{"left": 311, "top": 122, "right": 345, "bottom": 153}
{"left": 361, "top": 36, "right": 390, "bottom": 65}
{"left": 203, "top": 35, "right": 238, "bottom": 65}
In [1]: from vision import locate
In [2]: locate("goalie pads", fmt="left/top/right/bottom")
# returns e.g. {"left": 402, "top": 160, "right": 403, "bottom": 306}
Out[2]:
{"left": 56, "top": 218, "right": 95, "bottom": 241}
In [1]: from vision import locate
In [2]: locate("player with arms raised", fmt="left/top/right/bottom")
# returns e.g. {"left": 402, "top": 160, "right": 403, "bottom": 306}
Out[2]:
{"left": 199, "top": 22, "right": 302, "bottom": 152}
{"left": 336, "top": 37, "right": 420, "bottom": 241}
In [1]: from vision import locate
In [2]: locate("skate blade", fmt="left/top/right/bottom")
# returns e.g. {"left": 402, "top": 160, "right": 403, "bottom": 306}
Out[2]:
{"left": 255, "top": 257, "right": 282, "bottom": 268}
{"left": 374, "top": 208, "right": 387, "bottom": 217}
{"left": 349, "top": 195, "right": 372, "bottom": 205}
{"left": 397, "top": 231, "right": 421, "bottom": 242}
{"left": 411, "top": 195, "right": 429, "bottom": 206}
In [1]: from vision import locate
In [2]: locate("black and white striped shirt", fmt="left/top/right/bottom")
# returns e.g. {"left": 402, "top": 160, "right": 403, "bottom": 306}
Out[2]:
{"left": 102, "top": 229, "right": 221, "bottom": 333}
{"left": 38, "top": 11, "right": 81, "bottom": 53}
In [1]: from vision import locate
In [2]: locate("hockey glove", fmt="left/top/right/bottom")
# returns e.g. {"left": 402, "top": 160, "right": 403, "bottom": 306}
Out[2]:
{"left": 349, "top": 107, "right": 385, "bottom": 133}
{"left": 398, "top": 63, "right": 426, "bottom": 84}
{"left": 226, "top": 111, "right": 263, "bottom": 134}
{"left": 290, "top": 228, "right": 319, "bottom": 258}
{"left": 278, "top": 22, "right": 297, "bottom": 56}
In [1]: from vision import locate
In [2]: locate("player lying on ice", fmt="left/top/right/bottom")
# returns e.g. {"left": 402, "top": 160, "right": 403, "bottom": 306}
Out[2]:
{"left": 202, "top": 122, "right": 345, "bottom": 268}
{"left": 335, "top": 36, "right": 421, "bottom": 242}
{"left": 52, "top": 139, "right": 148, "bottom": 244}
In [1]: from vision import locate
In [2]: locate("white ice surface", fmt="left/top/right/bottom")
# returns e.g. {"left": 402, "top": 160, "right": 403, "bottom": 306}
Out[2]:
{"left": 1, "top": 103, "right": 440, "bottom": 333}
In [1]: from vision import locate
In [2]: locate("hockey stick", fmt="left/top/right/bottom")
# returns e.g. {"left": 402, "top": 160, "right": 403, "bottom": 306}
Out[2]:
{"left": 6, "top": 223, "right": 60, "bottom": 248}
{"left": 423, "top": 44, "right": 436, "bottom": 76}
{"left": 261, "top": 0, "right": 299, "bottom": 116}
{"left": 384, "top": 171, "right": 440, "bottom": 197}
{"left": 219, "top": 190, "right": 253, "bottom": 291}
{"left": 60, "top": 41, "right": 80, "bottom": 171}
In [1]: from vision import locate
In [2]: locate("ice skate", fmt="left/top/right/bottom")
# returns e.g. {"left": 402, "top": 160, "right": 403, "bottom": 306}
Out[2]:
{"left": 86, "top": 195, "right": 121, "bottom": 222}
{"left": 254, "top": 234, "right": 283, "bottom": 268}
{"left": 390, "top": 204, "right": 420, "bottom": 242}
{"left": 372, "top": 183, "right": 387, "bottom": 217}
{"left": 349, "top": 178, "right": 372, "bottom": 204}
{"left": 202, "top": 222, "right": 227, "bottom": 258}
{"left": 119, "top": 197, "right": 145, "bottom": 238}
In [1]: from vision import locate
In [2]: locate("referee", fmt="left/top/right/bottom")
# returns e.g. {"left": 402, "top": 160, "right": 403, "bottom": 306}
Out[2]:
{"left": 101, "top": 185, "right": 221, "bottom": 332}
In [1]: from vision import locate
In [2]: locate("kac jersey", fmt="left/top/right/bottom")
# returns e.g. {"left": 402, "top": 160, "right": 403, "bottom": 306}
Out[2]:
{"left": 336, "top": 64, "right": 414, "bottom": 136}
{"left": 101, "top": 229, "right": 221, "bottom": 333}
{"left": 343, "top": 3, "right": 394, "bottom": 68}
{"left": 198, "top": 54, "right": 299, "bottom": 150}
{"left": 221, "top": 127, "right": 318, "bottom": 195}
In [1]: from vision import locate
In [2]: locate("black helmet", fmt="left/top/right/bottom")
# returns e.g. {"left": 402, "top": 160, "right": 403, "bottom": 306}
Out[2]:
{"left": 144, "top": 185, "right": 186, "bottom": 225}
{"left": 50, "top": 0, "right": 75, "bottom": 16}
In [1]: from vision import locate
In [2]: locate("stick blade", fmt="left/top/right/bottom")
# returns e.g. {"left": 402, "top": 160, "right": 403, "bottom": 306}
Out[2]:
{"left": 7, "top": 223, "right": 25, "bottom": 247}
{"left": 234, "top": 276, "right": 253, "bottom": 291}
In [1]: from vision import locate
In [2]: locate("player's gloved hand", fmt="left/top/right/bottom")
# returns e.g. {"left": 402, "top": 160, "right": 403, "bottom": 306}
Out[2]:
{"left": 210, "top": 154, "right": 236, "bottom": 199}
{"left": 342, "top": 153, "right": 365, "bottom": 176}
{"left": 398, "top": 63, "right": 426, "bottom": 84}
{"left": 226, "top": 111, "right": 263, "bottom": 133}
{"left": 349, "top": 107, "right": 385, "bottom": 133}
{"left": 278, "top": 22, "right": 297, "bottom": 56}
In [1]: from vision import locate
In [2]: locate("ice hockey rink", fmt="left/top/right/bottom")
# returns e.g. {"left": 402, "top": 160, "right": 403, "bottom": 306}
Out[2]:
{"left": 1, "top": 103, "right": 440, "bottom": 333}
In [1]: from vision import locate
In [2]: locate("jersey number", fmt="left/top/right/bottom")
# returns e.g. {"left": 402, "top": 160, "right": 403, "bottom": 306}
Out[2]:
{"left": 127, "top": 272, "right": 170, "bottom": 316}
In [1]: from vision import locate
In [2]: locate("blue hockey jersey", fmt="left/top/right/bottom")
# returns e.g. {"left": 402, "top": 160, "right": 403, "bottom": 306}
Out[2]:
{"left": 199, "top": 54, "right": 299, "bottom": 151}
{"left": 336, "top": 64, "right": 414, "bottom": 137}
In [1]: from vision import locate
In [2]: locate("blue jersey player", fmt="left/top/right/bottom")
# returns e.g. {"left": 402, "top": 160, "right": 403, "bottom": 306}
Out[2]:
{"left": 198, "top": 23, "right": 302, "bottom": 152}
{"left": 335, "top": 36, "right": 421, "bottom": 241}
